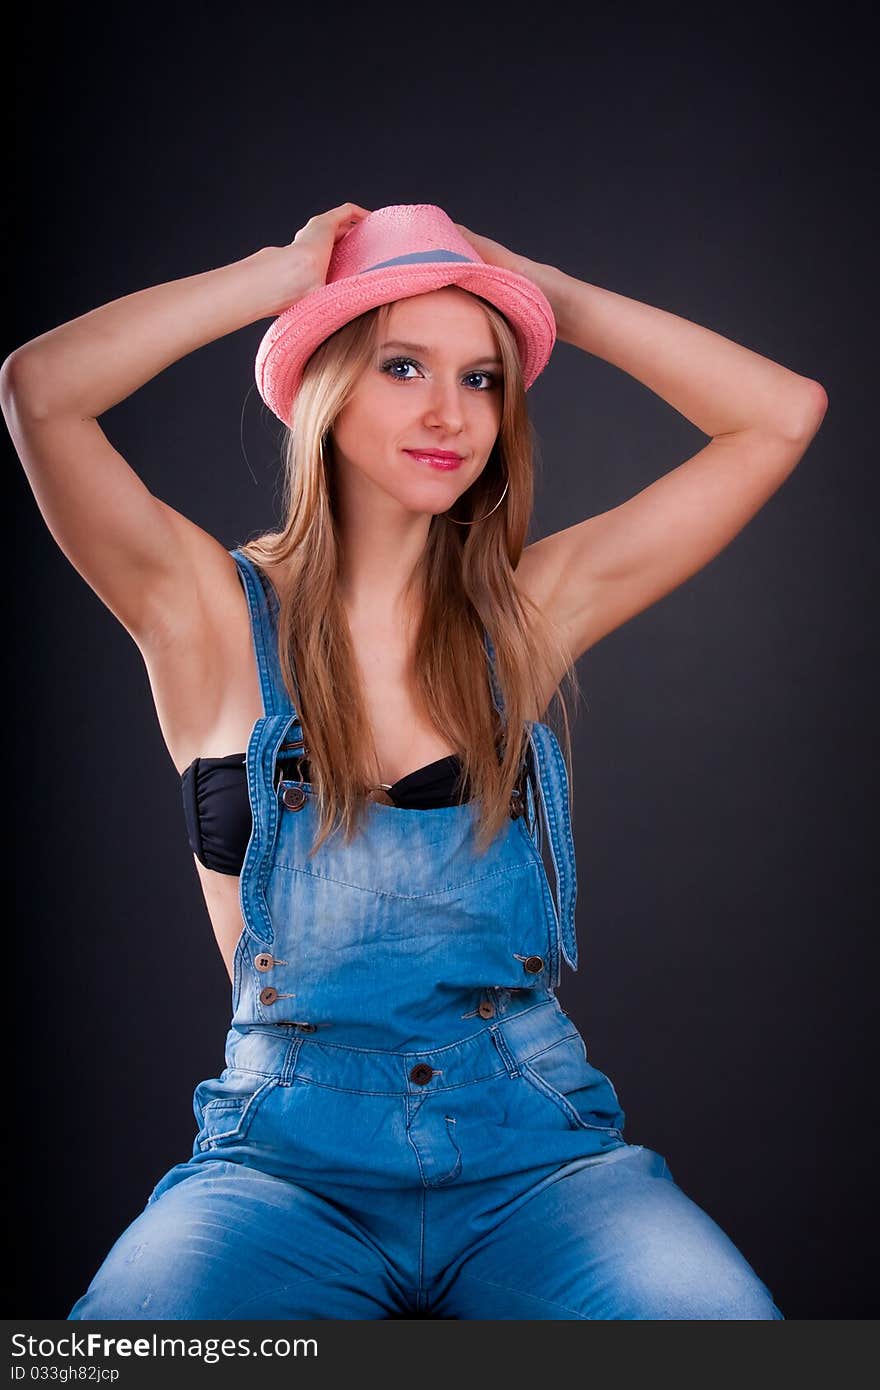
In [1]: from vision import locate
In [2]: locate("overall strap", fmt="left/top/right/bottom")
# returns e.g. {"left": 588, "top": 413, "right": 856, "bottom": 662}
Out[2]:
{"left": 482, "top": 628, "right": 506, "bottom": 723}
{"left": 526, "top": 721, "right": 579, "bottom": 975}
{"left": 230, "top": 548, "right": 304, "bottom": 772}
{"left": 230, "top": 548, "right": 297, "bottom": 719}
{"left": 239, "top": 712, "right": 299, "bottom": 947}
{"left": 484, "top": 626, "right": 578, "bottom": 974}
{"left": 231, "top": 550, "right": 306, "bottom": 946}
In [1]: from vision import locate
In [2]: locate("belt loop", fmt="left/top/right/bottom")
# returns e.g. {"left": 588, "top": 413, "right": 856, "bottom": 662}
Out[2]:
{"left": 280, "top": 1032, "right": 305, "bottom": 1085}
{"left": 490, "top": 1026, "right": 520, "bottom": 1077}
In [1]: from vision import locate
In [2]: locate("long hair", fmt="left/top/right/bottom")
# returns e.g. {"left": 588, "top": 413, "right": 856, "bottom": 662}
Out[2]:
{"left": 239, "top": 291, "right": 582, "bottom": 858}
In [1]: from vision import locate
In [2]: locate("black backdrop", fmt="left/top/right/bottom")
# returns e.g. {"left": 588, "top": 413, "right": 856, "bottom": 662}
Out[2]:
{"left": 7, "top": 2, "right": 877, "bottom": 1320}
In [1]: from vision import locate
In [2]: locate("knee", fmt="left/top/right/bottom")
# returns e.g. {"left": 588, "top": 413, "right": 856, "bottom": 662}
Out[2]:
{"left": 620, "top": 1258, "right": 784, "bottom": 1320}
{"left": 68, "top": 1266, "right": 224, "bottom": 1321}
{"left": 664, "top": 1282, "right": 784, "bottom": 1320}
{"left": 68, "top": 1277, "right": 157, "bottom": 1321}
{"left": 598, "top": 1157, "right": 786, "bottom": 1320}
{"left": 597, "top": 1210, "right": 785, "bottom": 1319}
{"left": 68, "top": 1288, "right": 141, "bottom": 1320}
{"left": 68, "top": 1259, "right": 189, "bottom": 1321}
{"left": 67, "top": 1234, "right": 220, "bottom": 1321}
{"left": 657, "top": 1277, "right": 783, "bottom": 1320}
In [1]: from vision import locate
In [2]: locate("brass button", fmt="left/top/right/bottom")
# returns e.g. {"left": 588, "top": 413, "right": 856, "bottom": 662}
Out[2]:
{"left": 523, "top": 955, "right": 545, "bottom": 975}
{"left": 282, "top": 786, "right": 307, "bottom": 811}
{"left": 259, "top": 986, "right": 280, "bottom": 1005}
{"left": 409, "top": 1063, "right": 434, "bottom": 1085}
{"left": 254, "top": 952, "right": 275, "bottom": 972}
{"left": 478, "top": 999, "right": 496, "bottom": 1018}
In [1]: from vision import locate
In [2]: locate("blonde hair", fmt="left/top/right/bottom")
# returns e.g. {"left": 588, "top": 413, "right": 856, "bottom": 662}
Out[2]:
{"left": 239, "top": 290, "right": 582, "bottom": 857}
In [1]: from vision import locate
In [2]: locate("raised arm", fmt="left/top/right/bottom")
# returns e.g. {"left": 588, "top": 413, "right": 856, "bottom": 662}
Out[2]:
{"left": 0, "top": 248, "right": 302, "bottom": 647}
{"left": 518, "top": 265, "right": 827, "bottom": 659}
{"left": 452, "top": 222, "right": 828, "bottom": 662}
{"left": 0, "top": 203, "right": 370, "bottom": 648}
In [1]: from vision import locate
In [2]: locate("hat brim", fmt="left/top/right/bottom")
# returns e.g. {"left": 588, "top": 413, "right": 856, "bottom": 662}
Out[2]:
{"left": 254, "top": 261, "right": 557, "bottom": 427}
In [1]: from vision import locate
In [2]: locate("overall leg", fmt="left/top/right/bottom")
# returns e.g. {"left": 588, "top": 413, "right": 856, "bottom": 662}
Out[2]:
{"left": 68, "top": 1159, "right": 413, "bottom": 1320}
{"left": 431, "top": 1145, "right": 785, "bottom": 1320}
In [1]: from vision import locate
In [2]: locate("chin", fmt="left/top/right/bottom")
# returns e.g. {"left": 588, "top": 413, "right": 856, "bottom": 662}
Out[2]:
{"left": 395, "top": 481, "right": 461, "bottom": 514}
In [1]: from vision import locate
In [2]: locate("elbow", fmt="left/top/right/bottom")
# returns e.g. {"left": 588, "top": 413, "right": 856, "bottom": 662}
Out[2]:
{"left": 0, "top": 351, "right": 25, "bottom": 404}
{"left": 0, "top": 349, "right": 41, "bottom": 410}
{"left": 806, "top": 378, "right": 829, "bottom": 417}
{"left": 795, "top": 379, "right": 829, "bottom": 436}
{"left": 772, "top": 379, "right": 828, "bottom": 445}
{"left": 0, "top": 350, "right": 58, "bottom": 422}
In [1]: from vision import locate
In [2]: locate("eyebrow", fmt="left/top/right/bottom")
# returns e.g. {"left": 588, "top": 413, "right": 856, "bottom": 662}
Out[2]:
{"left": 379, "top": 339, "right": 503, "bottom": 367}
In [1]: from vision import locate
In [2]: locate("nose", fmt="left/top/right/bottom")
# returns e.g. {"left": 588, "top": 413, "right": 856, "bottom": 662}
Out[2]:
{"left": 422, "top": 377, "right": 466, "bottom": 433}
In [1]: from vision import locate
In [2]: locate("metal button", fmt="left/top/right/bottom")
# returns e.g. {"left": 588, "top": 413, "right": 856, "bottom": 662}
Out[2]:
{"left": 523, "top": 955, "right": 545, "bottom": 974}
{"left": 478, "top": 999, "right": 496, "bottom": 1018}
{"left": 254, "top": 952, "right": 275, "bottom": 972}
{"left": 259, "top": 986, "right": 280, "bottom": 1005}
{"left": 409, "top": 1063, "right": 434, "bottom": 1085}
{"left": 282, "top": 786, "right": 307, "bottom": 811}
{"left": 509, "top": 789, "right": 524, "bottom": 819}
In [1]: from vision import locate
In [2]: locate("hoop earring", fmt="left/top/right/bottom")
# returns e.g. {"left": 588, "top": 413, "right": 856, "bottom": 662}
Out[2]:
{"left": 446, "top": 475, "right": 510, "bottom": 526}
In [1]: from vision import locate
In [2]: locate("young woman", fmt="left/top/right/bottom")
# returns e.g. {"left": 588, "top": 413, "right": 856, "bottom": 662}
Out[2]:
{"left": 2, "top": 202, "right": 826, "bottom": 1320}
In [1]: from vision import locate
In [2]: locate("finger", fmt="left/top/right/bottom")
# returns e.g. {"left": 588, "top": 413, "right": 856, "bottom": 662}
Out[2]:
{"left": 333, "top": 208, "right": 371, "bottom": 240}
{"left": 333, "top": 202, "right": 371, "bottom": 218}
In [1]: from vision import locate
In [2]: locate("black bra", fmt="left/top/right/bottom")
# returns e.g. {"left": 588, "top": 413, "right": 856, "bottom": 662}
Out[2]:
{"left": 182, "top": 752, "right": 470, "bottom": 877}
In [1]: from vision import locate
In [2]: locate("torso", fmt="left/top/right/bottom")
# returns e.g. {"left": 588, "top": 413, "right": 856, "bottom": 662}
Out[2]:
{"left": 139, "top": 541, "right": 561, "bottom": 985}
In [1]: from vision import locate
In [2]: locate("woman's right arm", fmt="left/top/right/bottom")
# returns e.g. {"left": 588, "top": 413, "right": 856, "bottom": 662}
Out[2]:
{"left": 0, "top": 244, "right": 312, "bottom": 648}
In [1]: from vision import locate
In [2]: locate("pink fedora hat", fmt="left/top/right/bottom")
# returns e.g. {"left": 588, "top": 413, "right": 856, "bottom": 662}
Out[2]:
{"left": 254, "top": 203, "right": 557, "bottom": 427}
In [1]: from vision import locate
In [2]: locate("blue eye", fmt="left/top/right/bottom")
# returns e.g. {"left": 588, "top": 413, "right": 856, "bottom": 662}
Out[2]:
{"left": 380, "top": 356, "right": 497, "bottom": 391}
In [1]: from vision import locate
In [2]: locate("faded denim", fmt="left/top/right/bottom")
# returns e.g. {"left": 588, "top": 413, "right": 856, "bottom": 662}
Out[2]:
{"left": 68, "top": 549, "right": 784, "bottom": 1320}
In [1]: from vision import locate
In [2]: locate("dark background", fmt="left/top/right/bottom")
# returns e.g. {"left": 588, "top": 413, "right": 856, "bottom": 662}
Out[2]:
{"left": 7, "top": 3, "right": 876, "bottom": 1319}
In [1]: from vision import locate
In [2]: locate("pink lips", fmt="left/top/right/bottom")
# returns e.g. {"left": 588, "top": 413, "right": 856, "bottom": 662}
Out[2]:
{"left": 404, "top": 449, "right": 464, "bottom": 471}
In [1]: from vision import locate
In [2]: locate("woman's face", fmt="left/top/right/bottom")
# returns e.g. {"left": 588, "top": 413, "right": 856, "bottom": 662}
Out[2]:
{"left": 330, "top": 286, "right": 504, "bottom": 517}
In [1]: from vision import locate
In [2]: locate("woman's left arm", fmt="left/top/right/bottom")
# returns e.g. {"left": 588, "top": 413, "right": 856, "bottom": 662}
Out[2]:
{"left": 455, "top": 225, "right": 828, "bottom": 660}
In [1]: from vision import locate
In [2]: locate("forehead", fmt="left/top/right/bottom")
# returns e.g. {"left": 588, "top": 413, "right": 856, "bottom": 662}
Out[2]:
{"left": 384, "top": 287, "right": 495, "bottom": 347}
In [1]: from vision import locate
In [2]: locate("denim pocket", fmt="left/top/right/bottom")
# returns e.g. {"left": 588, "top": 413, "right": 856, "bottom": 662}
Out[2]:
{"left": 193, "top": 1070, "right": 281, "bottom": 1152}
{"left": 518, "top": 1032, "right": 626, "bottom": 1134}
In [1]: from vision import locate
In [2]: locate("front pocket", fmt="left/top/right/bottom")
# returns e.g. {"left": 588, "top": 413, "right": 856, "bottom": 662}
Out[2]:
{"left": 518, "top": 1032, "right": 626, "bottom": 1134}
{"left": 193, "top": 1070, "right": 281, "bottom": 1151}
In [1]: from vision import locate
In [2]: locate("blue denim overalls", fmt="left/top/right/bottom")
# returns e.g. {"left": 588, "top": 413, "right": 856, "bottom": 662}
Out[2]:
{"left": 68, "top": 550, "right": 784, "bottom": 1319}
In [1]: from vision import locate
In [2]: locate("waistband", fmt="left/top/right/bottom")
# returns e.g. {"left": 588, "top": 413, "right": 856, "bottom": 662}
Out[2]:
{"left": 223, "top": 991, "right": 579, "bottom": 1094}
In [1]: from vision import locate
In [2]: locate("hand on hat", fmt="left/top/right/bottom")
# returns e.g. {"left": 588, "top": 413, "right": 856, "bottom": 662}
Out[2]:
{"left": 454, "top": 221, "right": 561, "bottom": 322}
{"left": 254, "top": 203, "right": 559, "bottom": 417}
{"left": 289, "top": 202, "right": 373, "bottom": 289}
{"left": 261, "top": 203, "right": 373, "bottom": 315}
{"left": 452, "top": 222, "right": 533, "bottom": 278}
